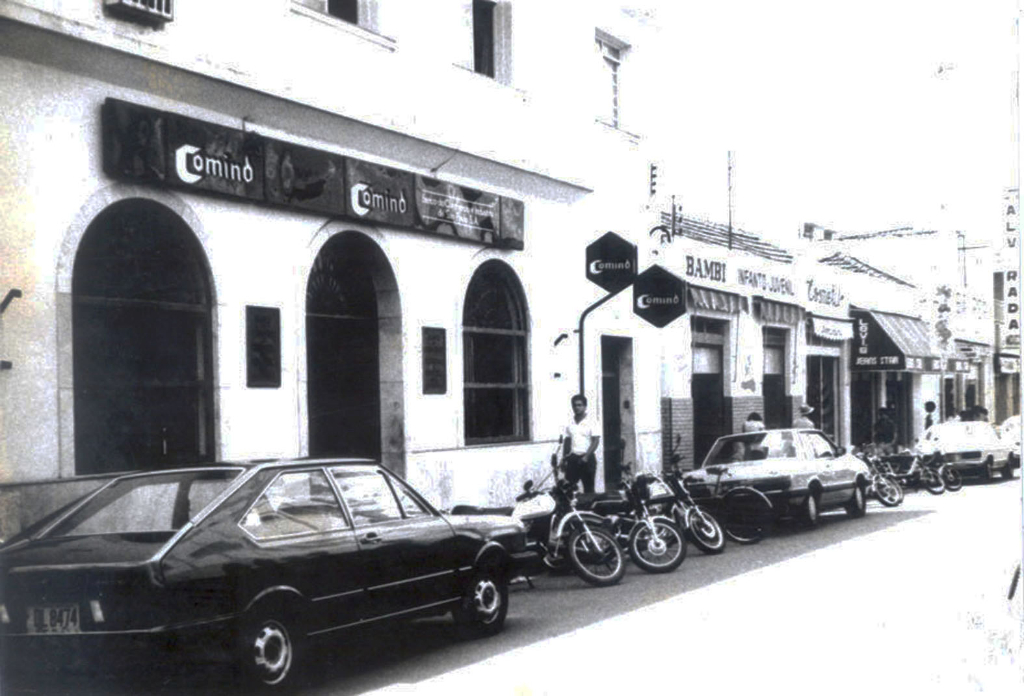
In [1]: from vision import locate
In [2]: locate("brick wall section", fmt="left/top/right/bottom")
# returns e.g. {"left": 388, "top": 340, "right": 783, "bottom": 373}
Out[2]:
{"left": 726, "top": 395, "right": 764, "bottom": 434}
{"left": 661, "top": 398, "right": 694, "bottom": 470}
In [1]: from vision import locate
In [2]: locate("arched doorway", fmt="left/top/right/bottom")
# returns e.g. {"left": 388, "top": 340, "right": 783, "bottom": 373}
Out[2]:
{"left": 72, "top": 199, "right": 215, "bottom": 475}
{"left": 306, "top": 233, "right": 396, "bottom": 460}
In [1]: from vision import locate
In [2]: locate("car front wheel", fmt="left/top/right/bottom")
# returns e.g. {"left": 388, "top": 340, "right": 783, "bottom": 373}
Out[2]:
{"left": 453, "top": 567, "right": 508, "bottom": 637}
{"left": 845, "top": 483, "right": 866, "bottom": 518}
{"left": 802, "top": 492, "right": 820, "bottom": 527}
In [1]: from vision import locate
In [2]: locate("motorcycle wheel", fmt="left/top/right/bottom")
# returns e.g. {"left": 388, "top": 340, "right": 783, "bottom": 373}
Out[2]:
{"left": 566, "top": 527, "right": 626, "bottom": 587}
{"left": 886, "top": 476, "right": 905, "bottom": 505}
{"left": 922, "top": 469, "right": 946, "bottom": 495}
{"left": 683, "top": 506, "right": 726, "bottom": 554}
{"left": 627, "top": 519, "right": 687, "bottom": 573}
{"left": 722, "top": 488, "right": 773, "bottom": 544}
{"left": 873, "top": 476, "right": 902, "bottom": 507}
{"left": 942, "top": 466, "right": 963, "bottom": 492}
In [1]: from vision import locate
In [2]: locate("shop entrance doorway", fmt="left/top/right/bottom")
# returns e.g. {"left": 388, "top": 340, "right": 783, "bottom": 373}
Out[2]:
{"left": 692, "top": 345, "right": 726, "bottom": 466}
{"left": 306, "top": 234, "right": 382, "bottom": 459}
{"left": 763, "top": 328, "right": 788, "bottom": 429}
{"left": 601, "top": 336, "right": 634, "bottom": 489}
{"left": 72, "top": 199, "right": 214, "bottom": 475}
{"left": 806, "top": 356, "right": 838, "bottom": 440}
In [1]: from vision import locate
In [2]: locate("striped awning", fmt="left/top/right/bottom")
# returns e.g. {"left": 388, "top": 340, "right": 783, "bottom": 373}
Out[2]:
{"left": 687, "top": 285, "right": 748, "bottom": 314}
{"left": 756, "top": 297, "right": 802, "bottom": 324}
{"left": 851, "top": 309, "right": 941, "bottom": 372}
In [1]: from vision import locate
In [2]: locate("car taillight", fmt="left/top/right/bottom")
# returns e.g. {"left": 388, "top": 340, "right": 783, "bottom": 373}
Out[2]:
{"left": 0, "top": 604, "right": 9, "bottom": 624}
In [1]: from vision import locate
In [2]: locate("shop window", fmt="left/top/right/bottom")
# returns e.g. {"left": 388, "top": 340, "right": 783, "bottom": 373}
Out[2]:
{"left": 72, "top": 199, "right": 214, "bottom": 476}
{"left": 595, "top": 30, "right": 629, "bottom": 128}
{"left": 463, "top": 261, "right": 530, "bottom": 443}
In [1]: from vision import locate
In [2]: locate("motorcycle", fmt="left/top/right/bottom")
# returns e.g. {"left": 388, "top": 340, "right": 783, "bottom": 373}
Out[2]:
{"left": 884, "top": 452, "right": 945, "bottom": 495}
{"left": 854, "top": 448, "right": 904, "bottom": 507}
{"left": 452, "top": 437, "right": 626, "bottom": 587}
{"left": 575, "top": 465, "right": 687, "bottom": 573}
{"left": 660, "top": 466, "right": 727, "bottom": 554}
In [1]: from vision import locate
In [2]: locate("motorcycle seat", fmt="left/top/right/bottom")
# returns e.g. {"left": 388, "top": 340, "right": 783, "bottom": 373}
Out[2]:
{"left": 575, "top": 492, "right": 627, "bottom": 511}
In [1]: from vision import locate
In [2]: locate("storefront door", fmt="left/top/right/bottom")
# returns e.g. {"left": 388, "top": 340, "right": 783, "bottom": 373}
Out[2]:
{"left": 601, "top": 336, "right": 634, "bottom": 488}
{"left": 806, "top": 356, "right": 838, "bottom": 440}
{"left": 306, "top": 236, "right": 381, "bottom": 459}
{"left": 763, "top": 329, "right": 788, "bottom": 429}
{"left": 692, "top": 344, "right": 725, "bottom": 466}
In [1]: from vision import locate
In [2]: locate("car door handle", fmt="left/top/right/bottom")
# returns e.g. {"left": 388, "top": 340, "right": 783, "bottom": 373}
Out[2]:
{"left": 360, "top": 532, "right": 384, "bottom": 545}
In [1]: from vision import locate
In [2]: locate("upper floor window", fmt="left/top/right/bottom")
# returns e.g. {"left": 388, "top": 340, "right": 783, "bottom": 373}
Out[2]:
{"left": 595, "top": 30, "right": 629, "bottom": 128}
{"left": 462, "top": 0, "right": 512, "bottom": 84}
{"left": 463, "top": 261, "right": 530, "bottom": 444}
{"left": 295, "top": 0, "right": 379, "bottom": 34}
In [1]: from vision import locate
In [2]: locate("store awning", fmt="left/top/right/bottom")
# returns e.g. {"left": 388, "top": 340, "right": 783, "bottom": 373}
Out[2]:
{"left": 687, "top": 285, "right": 748, "bottom": 314}
{"left": 755, "top": 297, "right": 802, "bottom": 324}
{"left": 850, "top": 309, "right": 942, "bottom": 372}
{"left": 809, "top": 314, "right": 854, "bottom": 341}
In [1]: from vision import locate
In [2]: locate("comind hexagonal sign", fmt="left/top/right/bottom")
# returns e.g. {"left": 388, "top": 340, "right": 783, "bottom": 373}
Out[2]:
{"left": 586, "top": 232, "right": 638, "bottom": 293}
{"left": 633, "top": 265, "right": 686, "bottom": 328}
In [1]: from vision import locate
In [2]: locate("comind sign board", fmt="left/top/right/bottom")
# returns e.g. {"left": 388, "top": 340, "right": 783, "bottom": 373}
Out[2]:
{"left": 633, "top": 265, "right": 686, "bottom": 328}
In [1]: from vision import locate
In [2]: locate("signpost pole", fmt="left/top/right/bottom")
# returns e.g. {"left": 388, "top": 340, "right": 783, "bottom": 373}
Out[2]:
{"left": 578, "top": 288, "right": 625, "bottom": 396}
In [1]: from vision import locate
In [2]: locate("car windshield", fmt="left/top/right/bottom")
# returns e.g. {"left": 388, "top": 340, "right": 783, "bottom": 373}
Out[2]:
{"left": 45, "top": 469, "right": 241, "bottom": 538}
{"left": 703, "top": 431, "right": 800, "bottom": 467}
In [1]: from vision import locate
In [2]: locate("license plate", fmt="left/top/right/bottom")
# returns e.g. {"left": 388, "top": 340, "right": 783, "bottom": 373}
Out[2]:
{"left": 27, "top": 604, "right": 81, "bottom": 634}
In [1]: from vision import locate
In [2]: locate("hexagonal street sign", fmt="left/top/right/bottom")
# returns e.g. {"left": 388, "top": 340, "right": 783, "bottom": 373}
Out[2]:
{"left": 586, "top": 232, "right": 638, "bottom": 293}
{"left": 633, "top": 265, "right": 686, "bottom": 328}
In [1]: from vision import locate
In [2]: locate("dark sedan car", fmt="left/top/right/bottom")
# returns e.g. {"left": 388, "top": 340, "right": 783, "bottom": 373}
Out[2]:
{"left": 0, "top": 459, "right": 531, "bottom": 688}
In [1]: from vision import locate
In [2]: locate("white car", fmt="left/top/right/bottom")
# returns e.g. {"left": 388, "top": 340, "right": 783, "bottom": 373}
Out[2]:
{"left": 916, "top": 420, "right": 1017, "bottom": 479}
{"left": 998, "top": 415, "right": 1021, "bottom": 468}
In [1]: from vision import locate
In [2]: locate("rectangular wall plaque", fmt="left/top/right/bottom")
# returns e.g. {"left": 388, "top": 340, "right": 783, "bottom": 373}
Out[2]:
{"left": 422, "top": 327, "right": 447, "bottom": 395}
{"left": 247, "top": 306, "right": 281, "bottom": 388}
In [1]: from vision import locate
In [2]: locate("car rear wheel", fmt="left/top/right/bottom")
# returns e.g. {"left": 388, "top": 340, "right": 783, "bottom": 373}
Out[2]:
{"left": 238, "top": 602, "right": 302, "bottom": 690}
{"left": 845, "top": 483, "right": 866, "bottom": 518}
{"left": 453, "top": 567, "right": 509, "bottom": 637}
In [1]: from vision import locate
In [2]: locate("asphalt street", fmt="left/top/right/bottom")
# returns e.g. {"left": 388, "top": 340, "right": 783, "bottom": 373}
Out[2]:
{"left": 4, "top": 476, "right": 1022, "bottom": 696}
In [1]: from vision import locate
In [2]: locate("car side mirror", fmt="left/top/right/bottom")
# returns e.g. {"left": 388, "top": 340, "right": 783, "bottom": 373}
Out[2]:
{"left": 522, "top": 480, "right": 534, "bottom": 492}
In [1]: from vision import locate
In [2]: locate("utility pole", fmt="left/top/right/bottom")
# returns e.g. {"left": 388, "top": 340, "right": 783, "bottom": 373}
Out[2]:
{"left": 727, "top": 150, "right": 734, "bottom": 250}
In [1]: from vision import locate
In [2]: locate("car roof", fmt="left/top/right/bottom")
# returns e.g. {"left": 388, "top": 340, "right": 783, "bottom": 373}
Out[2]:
{"left": 101, "top": 457, "right": 382, "bottom": 482}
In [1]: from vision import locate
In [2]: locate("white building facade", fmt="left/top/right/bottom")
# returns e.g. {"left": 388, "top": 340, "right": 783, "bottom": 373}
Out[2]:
{"left": 0, "top": 1, "right": 665, "bottom": 535}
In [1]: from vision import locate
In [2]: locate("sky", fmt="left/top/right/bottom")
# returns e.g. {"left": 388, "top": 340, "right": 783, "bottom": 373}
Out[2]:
{"left": 634, "top": 1, "right": 1019, "bottom": 250}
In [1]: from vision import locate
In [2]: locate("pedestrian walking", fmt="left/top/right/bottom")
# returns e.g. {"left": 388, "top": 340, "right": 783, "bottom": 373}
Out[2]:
{"left": 924, "top": 400, "right": 936, "bottom": 430}
{"left": 742, "top": 412, "right": 765, "bottom": 433}
{"left": 563, "top": 394, "right": 599, "bottom": 493}
{"left": 793, "top": 404, "right": 815, "bottom": 429}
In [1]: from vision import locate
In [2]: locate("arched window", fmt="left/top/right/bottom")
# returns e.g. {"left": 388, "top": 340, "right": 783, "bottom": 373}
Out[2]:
{"left": 462, "top": 261, "right": 529, "bottom": 443}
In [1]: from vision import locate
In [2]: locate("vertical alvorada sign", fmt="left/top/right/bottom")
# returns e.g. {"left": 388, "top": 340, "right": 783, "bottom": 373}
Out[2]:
{"left": 101, "top": 98, "right": 524, "bottom": 249}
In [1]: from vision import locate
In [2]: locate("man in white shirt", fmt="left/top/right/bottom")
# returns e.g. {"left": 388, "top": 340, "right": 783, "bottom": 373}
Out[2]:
{"left": 562, "top": 394, "right": 600, "bottom": 493}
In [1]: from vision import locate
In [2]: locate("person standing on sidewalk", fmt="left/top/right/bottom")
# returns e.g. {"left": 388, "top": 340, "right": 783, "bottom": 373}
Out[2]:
{"left": 793, "top": 405, "right": 815, "bottom": 429}
{"left": 742, "top": 412, "right": 766, "bottom": 433}
{"left": 563, "top": 394, "right": 600, "bottom": 493}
